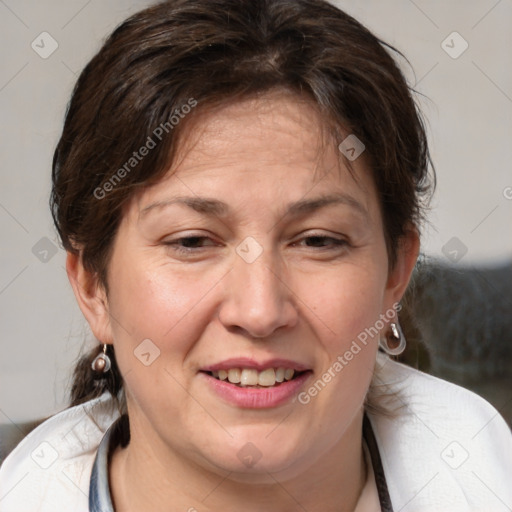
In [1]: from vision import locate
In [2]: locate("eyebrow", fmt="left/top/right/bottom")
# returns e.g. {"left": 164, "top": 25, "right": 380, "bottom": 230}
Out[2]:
{"left": 139, "top": 193, "right": 368, "bottom": 221}
{"left": 139, "top": 197, "right": 228, "bottom": 219}
{"left": 286, "top": 194, "right": 368, "bottom": 219}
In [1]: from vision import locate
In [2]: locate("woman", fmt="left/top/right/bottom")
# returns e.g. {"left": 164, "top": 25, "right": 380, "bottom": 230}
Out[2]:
{"left": 1, "top": 0, "right": 510, "bottom": 510}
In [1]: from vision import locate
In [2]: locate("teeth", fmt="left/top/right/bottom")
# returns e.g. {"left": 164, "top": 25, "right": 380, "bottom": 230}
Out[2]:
{"left": 227, "top": 368, "right": 241, "bottom": 383}
{"left": 210, "top": 367, "right": 297, "bottom": 386}
{"left": 258, "top": 368, "right": 276, "bottom": 386}
{"left": 240, "top": 369, "right": 259, "bottom": 386}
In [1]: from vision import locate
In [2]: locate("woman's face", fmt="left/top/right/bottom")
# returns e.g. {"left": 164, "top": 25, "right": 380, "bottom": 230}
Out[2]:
{"left": 73, "top": 91, "right": 417, "bottom": 481}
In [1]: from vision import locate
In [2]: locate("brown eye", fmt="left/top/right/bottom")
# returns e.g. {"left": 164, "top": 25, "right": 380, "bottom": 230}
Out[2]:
{"left": 177, "top": 236, "right": 209, "bottom": 248}
{"left": 303, "top": 236, "right": 347, "bottom": 248}
{"left": 164, "top": 236, "right": 217, "bottom": 254}
{"left": 292, "top": 233, "right": 349, "bottom": 250}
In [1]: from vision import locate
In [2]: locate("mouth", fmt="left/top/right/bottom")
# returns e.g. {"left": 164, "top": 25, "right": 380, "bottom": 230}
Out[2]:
{"left": 198, "top": 358, "right": 313, "bottom": 408}
{"left": 200, "top": 367, "right": 312, "bottom": 409}
{"left": 201, "top": 367, "right": 310, "bottom": 388}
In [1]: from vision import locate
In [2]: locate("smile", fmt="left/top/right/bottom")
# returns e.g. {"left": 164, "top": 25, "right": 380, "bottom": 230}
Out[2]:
{"left": 200, "top": 370, "right": 312, "bottom": 408}
{"left": 207, "top": 367, "right": 300, "bottom": 387}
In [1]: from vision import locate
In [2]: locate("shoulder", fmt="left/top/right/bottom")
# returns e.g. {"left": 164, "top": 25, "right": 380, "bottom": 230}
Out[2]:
{"left": 369, "top": 354, "right": 512, "bottom": 511}
{"left": 0, "top": 393, "right": 120, "bottom": 512}
{"left": 374, "top": 353, "right": 511, "bottom": 435}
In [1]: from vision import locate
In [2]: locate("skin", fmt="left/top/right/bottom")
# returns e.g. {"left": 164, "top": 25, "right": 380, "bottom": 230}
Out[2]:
{"left": 67, "top": 90, "right": 419, "bottom": 512}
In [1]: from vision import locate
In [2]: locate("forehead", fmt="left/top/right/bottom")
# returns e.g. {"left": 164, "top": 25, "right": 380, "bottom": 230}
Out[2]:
{"left": 129, "top": 90, "right": 378, "bottom": 221}
{"left": 172, "top": 91, "right": 342, "bottom": 178}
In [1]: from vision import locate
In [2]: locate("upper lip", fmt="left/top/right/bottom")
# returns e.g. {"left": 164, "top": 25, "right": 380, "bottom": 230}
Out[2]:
{"left": 201, "top": 357, "right": 311, "bottom": 372}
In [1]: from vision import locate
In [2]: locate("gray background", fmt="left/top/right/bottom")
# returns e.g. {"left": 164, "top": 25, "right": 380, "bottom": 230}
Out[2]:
{"left": 1, "top": 0, "right": 511, "bottom": 422}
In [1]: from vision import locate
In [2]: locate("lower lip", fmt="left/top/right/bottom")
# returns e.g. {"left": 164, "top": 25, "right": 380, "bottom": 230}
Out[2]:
{"left": 200, "top": 371, "right": 312, "bottom": 409}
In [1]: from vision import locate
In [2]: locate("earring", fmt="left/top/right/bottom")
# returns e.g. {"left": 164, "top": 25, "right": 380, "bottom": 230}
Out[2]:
{"left": 379, "top": 321, "right": 406, "bottom": 356}
{"left": 91, "top": 344, "right": 112, "bottom": 373}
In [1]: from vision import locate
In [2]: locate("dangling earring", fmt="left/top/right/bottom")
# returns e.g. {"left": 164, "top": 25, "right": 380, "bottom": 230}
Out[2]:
{"left": 379, "top": 321, "right": 406, "bottom": 356}
{"left": 91, "top": 344, "right": 112, "bottom": 373}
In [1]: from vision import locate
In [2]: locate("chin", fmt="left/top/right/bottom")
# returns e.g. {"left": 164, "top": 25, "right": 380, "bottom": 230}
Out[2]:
{"left": 199, "top": 432, "right": 313, "bottom": 482}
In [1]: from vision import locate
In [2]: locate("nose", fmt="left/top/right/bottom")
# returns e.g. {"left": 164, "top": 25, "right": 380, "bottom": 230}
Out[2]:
{"left": 217, "top": 248, "right": 298, "bottom": 339}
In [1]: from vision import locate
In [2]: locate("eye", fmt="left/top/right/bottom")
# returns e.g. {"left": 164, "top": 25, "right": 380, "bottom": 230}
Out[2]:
{"left": 164, "top": 235, "right": 218, "bottom": 254}
{"left": 292, "top": 233, "right": 349, "bottom": 250}
{"left": 304, "top": 235, "right": 346, "bottom": 248}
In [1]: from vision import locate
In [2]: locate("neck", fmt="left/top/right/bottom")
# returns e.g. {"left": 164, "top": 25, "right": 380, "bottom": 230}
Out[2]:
{"left": 110, "top": 411, "right": 366, "bottom": 512}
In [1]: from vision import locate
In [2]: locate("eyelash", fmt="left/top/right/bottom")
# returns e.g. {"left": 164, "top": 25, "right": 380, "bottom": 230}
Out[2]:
{"left": 165, "top": 236, "right": 217, "bottom": 254}
{"left": 293, "top": 235, "right": 348, "bottom": 249}
{"left": 164, "top": 234, "right": 349, "bottom": 254}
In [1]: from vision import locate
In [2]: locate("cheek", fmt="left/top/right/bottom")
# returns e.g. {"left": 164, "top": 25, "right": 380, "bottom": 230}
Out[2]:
{"left": 299, "top": 264, "right": 387, "bottom": 352}
{"left": 297, "top": 263, "right": 387, "bottom": 420}
{"left": 106, "top": 255, "right": 229, "bottom": 375}
{"left": 105, "top": 259, "right": 220, "bottom": 418}
{"left": 109, "top": 257, "right": 201, "bottom": 337}
{"left": 296, "top": 270, "right": 384, "bottom": 430}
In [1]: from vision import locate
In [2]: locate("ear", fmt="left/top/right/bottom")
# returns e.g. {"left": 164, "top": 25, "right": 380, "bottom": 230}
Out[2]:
{"left": 66, "top": 251, "right": 113, "bottom": 345}
{"left": 383, "top": 224, "right": 420, "bottom": 308}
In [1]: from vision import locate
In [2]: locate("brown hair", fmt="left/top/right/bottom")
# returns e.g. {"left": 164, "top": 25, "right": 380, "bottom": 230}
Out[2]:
{"left": 50, "top": 0, "right": 435, "bottom": 410}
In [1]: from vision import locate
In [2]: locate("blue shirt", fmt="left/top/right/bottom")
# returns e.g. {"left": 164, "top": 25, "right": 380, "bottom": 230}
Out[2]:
{"left": 89, "top": 415, "right": 126, "bottom": 512}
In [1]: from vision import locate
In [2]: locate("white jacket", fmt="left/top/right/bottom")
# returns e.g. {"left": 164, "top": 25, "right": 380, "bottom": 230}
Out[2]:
{"left": 1, "top": 355, "right": 511, "bottom": 511}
